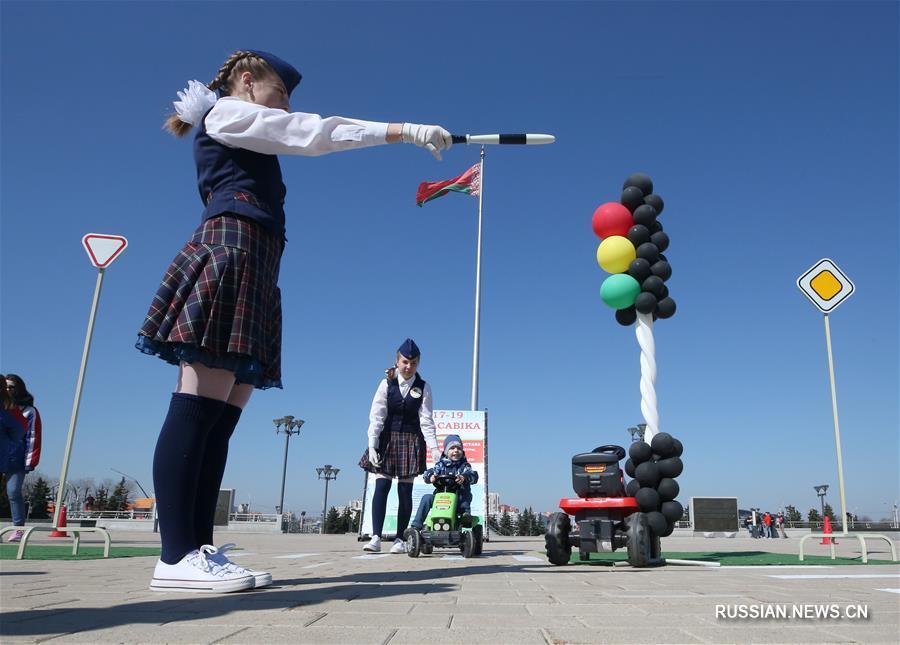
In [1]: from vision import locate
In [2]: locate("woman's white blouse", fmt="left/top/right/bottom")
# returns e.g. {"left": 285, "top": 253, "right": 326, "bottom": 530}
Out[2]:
{"left": 366, "top": 375, "right": 438, "bottom": 452}
{"left": 205, "top": 97, "right": 389, "bottom": 156}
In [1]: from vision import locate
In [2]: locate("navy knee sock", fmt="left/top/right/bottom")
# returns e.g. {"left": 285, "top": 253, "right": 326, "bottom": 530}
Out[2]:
{"left": 152, "top": 393, "right": 225, "bottom": 564}
{"left": 396, "top": 482, "right": 413, "bottom": 536}
{"left": 371, "top": 478, "right": 392, "bottom": 537}
{"left": 194, "top": 403, "right": 242, "bottom": 547}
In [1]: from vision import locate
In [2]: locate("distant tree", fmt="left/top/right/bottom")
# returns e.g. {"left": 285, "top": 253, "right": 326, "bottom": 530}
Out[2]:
{"left": 339, "top": 506, "right": 351, "bottom": 533}
{"left": 499, "top": 510, "right": 513, "bottom": 536}
{"left": 350, "top": 509, "right": 361, "bottom": 533}
{"left": 516, "top": 508, "right": 531, "bottom": 536}
{"left": 784, "top": 505, "right": 802, "bottom": 523}
{"left": 107, "top": 477, "right": 131, "bottom": 511}
{"left": 808, "top": 508, "right": 821, "bottom": 523}
{"left": 94, "top": 485, "right": 110, "bottom": 511}
{"left": 27, "top": 477, "right": 52, "bottom": 519}
{"left": 530, "top": 511, "right": 545, "bottom": 536}
{"left": 324, "top": 506, "right": 341, "bottom": 533}
{"left": 822, "top": 503, "right": 835, "bottom": 521}
{"left": 487, "top": 515, "right": 500, "bottom": 533}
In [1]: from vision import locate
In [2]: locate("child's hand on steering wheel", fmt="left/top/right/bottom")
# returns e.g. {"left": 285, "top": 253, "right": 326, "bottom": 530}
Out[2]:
{"left": 455, "top": 474, "right": 465, "bottom": 484}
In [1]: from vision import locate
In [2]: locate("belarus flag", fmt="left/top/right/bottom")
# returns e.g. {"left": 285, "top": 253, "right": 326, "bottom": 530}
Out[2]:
{"left": 416, "top": 163, "right": 480, "bottom": 206}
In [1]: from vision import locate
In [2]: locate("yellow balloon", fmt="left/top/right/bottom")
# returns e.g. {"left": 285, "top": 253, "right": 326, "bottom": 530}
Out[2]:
{"left": 596, "top": 236, "right": 636, "bottom": 273}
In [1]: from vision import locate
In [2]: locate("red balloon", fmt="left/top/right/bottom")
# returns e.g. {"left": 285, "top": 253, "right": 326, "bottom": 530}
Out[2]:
{"left": 592, "top": 202, "right": 634, "bottom": 239}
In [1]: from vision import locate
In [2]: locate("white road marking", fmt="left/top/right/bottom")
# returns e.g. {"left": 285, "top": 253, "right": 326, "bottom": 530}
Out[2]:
{"left": 720, "top": 565, "right": 833, "bottom": 569}
{"left": 301, "top": 562, "right": 333, "bottom": 569}
{"left": 875, "top": 588, "right": 900, "bottom": 594}
{"left": 353, "top": 553, "right": 391, "bottom": 559}
{"left": 226, "top": 552, "right": 256, "bottom": 557}
{"left": 272, "top": 553, "right": 318, "bottom": 559}
{"left": 513, "top": 555, "right": 544, "bottom": 562}
{"left": 442, "top": 555, "right": 464, "bottom": 560}
{"left": 768, "top": 574, "right": 900, "bottom": 580}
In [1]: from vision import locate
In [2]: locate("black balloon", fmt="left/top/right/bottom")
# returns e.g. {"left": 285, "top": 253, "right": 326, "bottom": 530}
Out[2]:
{"left": 629, "top": 441, "right": 653, "bottom": 464}
{"left": 615, "top": 306, "right": 637, "bottom": 326}
{"left": 657, "top": 456, "right": 684, "bottom": 479}
{"left": 650, "top": 260, "right": 672, "bottom": 281}
{"left": 624, "top": 458, "right": 636, "bottom": 478}
{"left": 627, "top": 224, "right": 651, "bottom": 247}
{"left": 620, "top": 186, "right": 645, "bottom": 213}
{"left": 650, "top": 231, "right": 669, "bottom": 252}
{"left": 635, "top": 461, "right": 661, "bottom": 488}
{"left": 636, "top": 243, "right": 660, "bottom": 264}
{"left": 658, "top": 253, "right": 668, "bottom": 262}
{"left": 650, "top": 432, "right": 675, "bottom": 458}
{"left": 634, "top": 292, "right": 658, "bottom": 314}
{"left": 646, "top": 511, "right": 668, "bottom": 536}
{"left": 659, "top": 520, "right": 675, "bottom": 537}
{"left": 636, "top": 487, "right": 661, "bottom": 512}
{"left": 672, "top": 438, "right": 684, "bottom": 457}
{"left": 661, "top": 500, "right": 684, "bottom": 523}
{"left": 627, "top": 258, "right": 652, "bottom": 283}
{"left": 641, "top": 276, "right": 666, "bottom": 299}
{"left": 649, "top": 220, "right": 663, "bottom": 234}
{"left": 625, "top": 478, "right": 641, "bottom": 497}
{"left": 657, "top": 297, "right": 677, "bottom": 319}
{"left": 657, "top": 477, "right": 680, "bottom": 502}
{"left": 632, "top": 204, "right": 658, "bottom": 228}
{"left": 623, "top": 173, "right": 653, "bottom": 196}
{"left": 643, "top": 193, "right": 664, "bottom": 215}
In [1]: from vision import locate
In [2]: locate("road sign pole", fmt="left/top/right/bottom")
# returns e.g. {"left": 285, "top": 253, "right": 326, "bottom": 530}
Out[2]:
{"left": 52, "top": 268, "right": 105, "bottom": 527}
{"left": 823, "top": 313, "right": 849, "bottom": 535}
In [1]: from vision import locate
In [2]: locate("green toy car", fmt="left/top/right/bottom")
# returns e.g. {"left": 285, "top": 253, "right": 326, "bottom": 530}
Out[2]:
{"left": 406, "top": 474, "right": 483, "bottom": 558}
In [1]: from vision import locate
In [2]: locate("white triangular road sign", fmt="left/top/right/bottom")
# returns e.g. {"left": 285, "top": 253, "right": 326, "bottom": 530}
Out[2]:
{"left": 82, "top": 234, "right": 128, "bottom": 268}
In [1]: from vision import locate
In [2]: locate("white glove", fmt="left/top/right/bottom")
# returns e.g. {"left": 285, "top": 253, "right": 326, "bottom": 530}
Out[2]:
{"left": 368, "top": 447, "right": 382, "bottom": 468}
{"left": 431, "top": 448, "right": 442, "bottom": 464}
{"left": 401, "top": 123, "right": 452, "bottom": 160}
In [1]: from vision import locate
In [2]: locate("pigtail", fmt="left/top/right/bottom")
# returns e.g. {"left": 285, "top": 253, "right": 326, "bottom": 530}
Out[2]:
{"left": 162, "top": 50, "right": 269, "bottom": 138}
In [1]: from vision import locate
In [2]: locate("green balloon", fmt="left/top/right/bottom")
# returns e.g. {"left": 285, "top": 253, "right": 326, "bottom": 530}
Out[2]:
{"left": 600, "top": 274, "right": 641, "bottom": 310}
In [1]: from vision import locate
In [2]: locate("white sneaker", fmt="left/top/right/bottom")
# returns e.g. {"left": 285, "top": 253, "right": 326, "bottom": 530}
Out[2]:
{"left": 390, "top": 538, "right": 407, "bottom": 554}
{"left": 363, "top": 535, "right": 382, "bottom": 552}
{"left": 150, "top": 547, "right": 254, "bottom": 593}
{"left": 207, "top": 543, "right": 273, "bottom": 588}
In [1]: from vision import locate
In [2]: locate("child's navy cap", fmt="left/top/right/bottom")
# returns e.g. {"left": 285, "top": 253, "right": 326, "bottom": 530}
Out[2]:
{"left": 397, "top": 338, "right": 420, "bottom": 359}
{"left": 248, "top": 50, "right": 302, "bottom": 96}
{"left": 444, "top": 434, "right": 463, "bottom": 452}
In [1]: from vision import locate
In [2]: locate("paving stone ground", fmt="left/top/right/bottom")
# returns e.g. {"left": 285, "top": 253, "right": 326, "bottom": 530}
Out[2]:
{"left": 1, "top": 531, "right": 898, "bottom": 644}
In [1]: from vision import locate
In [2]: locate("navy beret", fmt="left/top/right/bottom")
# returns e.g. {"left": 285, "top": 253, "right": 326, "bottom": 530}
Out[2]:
{"left": 397, "top": 338, "right": 420, "bottom": 359}
{"left": 248, "top": 50, "right": 302, "bottom": 96}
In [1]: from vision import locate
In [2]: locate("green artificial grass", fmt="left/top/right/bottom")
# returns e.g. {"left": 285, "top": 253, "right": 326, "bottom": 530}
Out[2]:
{"left": 0, "top": 545, "right": 160, "bottom": 560}
{"left": 567, "top": 550, "right": 896, "bottom": 566}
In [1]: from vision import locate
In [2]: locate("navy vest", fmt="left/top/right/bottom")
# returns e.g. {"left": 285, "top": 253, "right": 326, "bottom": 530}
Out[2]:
{"left": 383, "top": 374, "right": 426, "bottom": 435}
{"left": 194, "top": 110, "right": 287, "bottom": 239}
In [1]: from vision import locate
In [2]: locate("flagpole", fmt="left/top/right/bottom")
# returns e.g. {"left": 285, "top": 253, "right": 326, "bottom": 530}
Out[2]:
{"left": 470, "top": 146, "right": 486, "bottom": 411}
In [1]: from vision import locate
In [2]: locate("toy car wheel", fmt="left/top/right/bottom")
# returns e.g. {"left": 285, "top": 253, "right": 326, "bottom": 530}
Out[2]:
{"left": 461, "top": 530, "right": 476, "bottom": 558}
{"left": 406, "top": 528, "right": 421, "bottom": 558}
{"left": 626, "top": 512, "right": 652, "bottom": 568}
{"left": 545, "top": 512, "right": 572, "bottom": 566}
{"left": 472, "top": 525, "right": 484, "bottom": 555}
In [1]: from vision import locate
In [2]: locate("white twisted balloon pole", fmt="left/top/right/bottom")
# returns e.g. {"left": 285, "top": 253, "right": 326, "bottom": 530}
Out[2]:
{"left": 635, "top": 312, "right": 659, "bottom": 441}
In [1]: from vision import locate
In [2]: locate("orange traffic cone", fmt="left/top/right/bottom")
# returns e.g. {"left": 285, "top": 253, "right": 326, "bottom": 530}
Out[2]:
{"left": 48, "top": 505, "right": 69, "bottom": 538}
{"left": 819, "top": 515, "right": 836, "bottom": 545}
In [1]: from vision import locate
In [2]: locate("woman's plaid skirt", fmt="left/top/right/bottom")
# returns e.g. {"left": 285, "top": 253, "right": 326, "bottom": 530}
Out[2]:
{"left": 136, "top": 215, "right": 284, "bottom": 389}
{"left": 359, "top": 431, "right": 427, "bottom": 479}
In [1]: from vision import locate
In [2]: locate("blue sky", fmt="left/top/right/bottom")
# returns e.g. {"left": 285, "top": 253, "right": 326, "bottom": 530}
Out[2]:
{"left": 1, "top": 1, "right": 897, "bottom": 521}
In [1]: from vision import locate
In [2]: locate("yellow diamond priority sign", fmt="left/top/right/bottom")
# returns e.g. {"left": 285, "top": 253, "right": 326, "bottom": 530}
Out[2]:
{"left": 797, "top": 258, "right": 854, "bottom": 313}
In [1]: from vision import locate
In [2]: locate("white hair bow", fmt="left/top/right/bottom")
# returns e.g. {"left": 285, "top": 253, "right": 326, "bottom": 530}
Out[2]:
{"left": 172, "top": 80, "right": 217, "bottom": 126}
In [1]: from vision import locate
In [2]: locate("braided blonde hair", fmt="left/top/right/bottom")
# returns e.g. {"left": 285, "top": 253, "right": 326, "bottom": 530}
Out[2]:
{"left": 163, "top": 51, "right": 275, "bottom": 137}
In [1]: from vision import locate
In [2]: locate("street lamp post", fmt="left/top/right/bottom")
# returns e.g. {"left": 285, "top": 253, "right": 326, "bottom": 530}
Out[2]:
{"left": 814, "top": 484, "right": 829, "bottom": 524}
{"left": 274, "top": 416, "right": 305, "bottom": 518}
{"left": 627, "top": 423, "right": 647, "bottom": 444}
{"left": 316, "top": 465, "right": 339, "bottom": 534}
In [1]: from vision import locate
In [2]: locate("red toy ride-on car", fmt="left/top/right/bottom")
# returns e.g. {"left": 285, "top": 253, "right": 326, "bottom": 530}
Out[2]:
{"left": 545, "top": 444, "right": 663, "bottom": 567}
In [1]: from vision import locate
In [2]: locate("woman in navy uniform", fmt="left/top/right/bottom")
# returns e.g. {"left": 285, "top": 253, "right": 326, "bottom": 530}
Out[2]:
{"left": 137, "top": 50, "right": 451, "bottom": 592}
{"left": 359, "top": 338, "right": 440, "bottom": 553}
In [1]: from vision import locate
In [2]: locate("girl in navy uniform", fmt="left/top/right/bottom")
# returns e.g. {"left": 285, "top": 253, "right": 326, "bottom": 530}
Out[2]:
{"left": 137, "top": 50, "right": 451, "bottom": 593}
{"left": 359, "top": 338, "right": 440, "bottom": 553}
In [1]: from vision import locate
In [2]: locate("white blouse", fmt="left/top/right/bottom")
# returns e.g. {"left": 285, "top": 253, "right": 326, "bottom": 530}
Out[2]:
{"left": 205, "top": 97, "right": 389, "bottom": 156}
{"left": 366, "top": 374, "right": 438, "bottom": 452}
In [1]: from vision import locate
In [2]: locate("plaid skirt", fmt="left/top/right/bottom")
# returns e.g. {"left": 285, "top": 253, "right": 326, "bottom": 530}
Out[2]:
{"left": 136, "top": 215, "right": 284, "bottom": 389}
{"left": 359, "top": 431, "right": 427, "bottom": 479}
